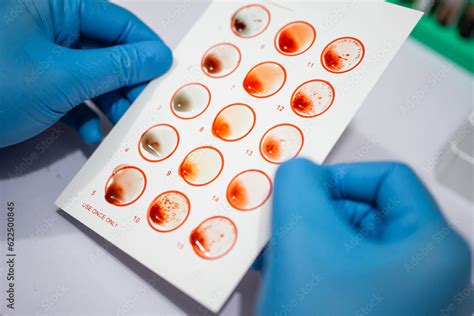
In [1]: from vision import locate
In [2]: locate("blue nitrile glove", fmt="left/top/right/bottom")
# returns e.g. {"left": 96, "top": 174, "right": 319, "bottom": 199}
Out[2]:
{"left": 0, "top": 0, "right": 172, "bottom": 147}
{"left": 257, "top": 160, "right": 471, "bottom": 316}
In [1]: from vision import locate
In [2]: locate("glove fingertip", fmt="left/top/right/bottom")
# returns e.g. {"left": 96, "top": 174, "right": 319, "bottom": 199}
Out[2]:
{"left": 78, "top": 119, "right": 102, "bottom": 145}
{"left": 143, "top": 40, "right": 173, "bottom": 77}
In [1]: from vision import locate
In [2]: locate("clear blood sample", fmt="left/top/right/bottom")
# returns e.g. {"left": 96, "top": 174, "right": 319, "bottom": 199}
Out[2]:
{"left": 275, "top": 21, "right": 316, "bottom": 56}
{"left": 227, "top": 169, "right": 272, "bottom": 211}
{"left": 179, "top": 146, "right": 224, "bottom": 186}
{"left": 259, "top": 124, "right": 304, "bottom": 164}
{"left": 190, "top": 216, "right": 237, "bottom": 259}
{"left": 212, "top": 103, "right": 256, "bottom": 141}
{"left": 170, "top": 83, "right": 211, "bottom": 119}
{"left": 290, "top": 79, "right": 335, "bottom": 118}
{"left": 104, "top": 166, "right": 146, "bottom": 206}
{"left": 138, "top": 124, "right": 179, "bottom": 162}
{"left": 201, "top": 43, "right": 241, "bottom": 78}
{"left": 231, "top": 4, "right": 271, "bottom": 38}
{"left": 243, "top": 62, "right": 286, "bottom": 98}
{"left": 321, "top": 37, "right": 365, "bottom": 73}
{"left": 147, "top": 191, "right": 190, "bottom": 233}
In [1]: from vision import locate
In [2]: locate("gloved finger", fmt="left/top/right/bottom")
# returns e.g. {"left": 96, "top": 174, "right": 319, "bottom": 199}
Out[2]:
{"left": 333, "top": 199, "right": 381, "bottom": 239}
{"left": 93, "top": 90, "right": 132, "bottom": 124}
{"left": 123, "top": 83, "right": 148, "bottom": 102}
{"left": 271, "top": 159, "right": 358, "bottom": 254}
{"left": 62, "top": 104, "right": 102, "bottom": 144}
{"left": 58, "top": 40, "right": 172, "bottom": 108}
{"left": 79, "top": 1, "right": 161, "bottom": 44}
{"left": 326, "top": 162, "right": 444, "bottom": 239}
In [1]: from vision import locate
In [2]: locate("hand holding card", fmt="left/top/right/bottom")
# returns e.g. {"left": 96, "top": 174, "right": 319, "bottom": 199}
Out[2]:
{"left": 57, "top": 1, "right": 422, "bottom": 312}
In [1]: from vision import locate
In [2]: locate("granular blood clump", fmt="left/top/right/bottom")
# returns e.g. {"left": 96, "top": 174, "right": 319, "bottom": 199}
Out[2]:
{"left": 324, "top": 49, "right": 343, "bottom": 71}
{"left": 233, "top": 19, "right": 246, "bottom": 33}
{"left": 292, "top": 92, "right": 313, "bottom": 114}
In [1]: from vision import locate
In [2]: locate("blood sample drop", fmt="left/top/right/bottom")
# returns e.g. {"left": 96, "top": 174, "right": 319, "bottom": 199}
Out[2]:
{"left": 290, "top": 80, "right": 335, "bottom": 118}
{"left": 147, "top": 191, "right": 190, "bottom": 232}
{"left": 170, "top": 83, "right": 211, "bottom": 119}
{"left": 138, "top": 124, "right": 179, "bottom": 162}
{"left": 212, "top": 103, "right": 256, "bottom": 141}
{"left": 179, "top": 146, "right": 224, "bottom": 186}
{"left": 260, "top": 124, "right": 304, "bottom": 164}
{"left": 190, "top": 216, "right": 237, "bottom": 259}
{"left": 104, "top": 166, "right": 146, "bottom": 206}
{"left": 231, "top": 4, "right": 270, "bottom": 38}
{"left": 243, "top": 62, "right": 286, "bottom": 98}
{"left": 227, "top": 170, "right": 272, "bottom": 211}
{"left": 321, "top": 37, "right": 365, "bottom": 73}
{"left": 275, "top": 21, "right": 316, "bottom": 56}
{"left": 201, "top": 43, "right": 241, "bottom": 78}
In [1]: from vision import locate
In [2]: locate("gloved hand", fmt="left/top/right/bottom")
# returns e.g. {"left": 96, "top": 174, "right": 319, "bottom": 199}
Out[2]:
{"left": 0, "top": 0, "right": 172, "bottom": 147}
{"left": 257, "top": 160, "right": 471, "bottom": 315}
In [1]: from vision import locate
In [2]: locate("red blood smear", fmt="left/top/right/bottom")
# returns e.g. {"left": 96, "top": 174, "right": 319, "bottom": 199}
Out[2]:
{"left": 233, "top": 18, "right": 246, "bottom": 33}
{"left": 190, "top": 229, "right": 209, "bottom": 256}
{"left": 179, "top": 159, "right": 198, "bottom": 181}
{"left": 203, "top": 54, "right": 222, "bottom": 74}
{"left": 243, "top": 73, "right": 265, "bottom": 96}
{"left": 227, "top": 180, "right": 248, "bottom": 209}
{"left": 212, "top": 116, "right": 231, "bottom": 139}
{"left": 262, "top": 136, "right": 282, "bottom": 160}
{"left": 324, "top": 48, "right": 343, "bottom": 71}
{"left": 292, "top": 92, "right": 313, "bottom": 114}
{"left": 105, "top": 183, "right": 124, "bottom": 205}
{"left": 278, "top": 29, "right": 298, "bottom": 54}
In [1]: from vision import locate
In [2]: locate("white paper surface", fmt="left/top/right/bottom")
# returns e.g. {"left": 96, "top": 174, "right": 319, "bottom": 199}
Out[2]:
{"left": 56, "top": 1, "right": 422, "bottom": 312}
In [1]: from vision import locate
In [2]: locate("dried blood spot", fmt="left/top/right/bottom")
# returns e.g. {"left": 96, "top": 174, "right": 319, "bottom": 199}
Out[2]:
{"left": 179, "top": 160, "right": 197, "bottom": 181}
{"left": 105, "top": 183, "right": 124, "bottom": 205}
{"left": 201, "top": 43, "right": 240, "bottom": 78}
{"left": 260, "top": 124, "right": 304, "bottom": 164}
{"left": 149, "top": 202, "right": 167, "bottom": 226}
{"left": 262, "top": 136, "right": 282, "bottom": 161}
{"left": 233, "top": 18, "right": 246, "bottom": 33}
{"left": 190, "top": 216, "right": 237, "bottom": 259}
{"left": 211, "top": 104, "right": 255, "bottom": 141}
{"left": 278, "top": 29, "right": 298, "bottom": 54}
{"left": 179, "top": 147, "right": 223, "bottom": 186}
{"left": 202, "top": 54, "right": 222, "bottom": 74}
{"left": 322, "top": 37, "right": 364, "bottom": 73}
{"left": 231, "top": 4, "right": 270, "bottom": 38}
{"left": 243, "top": 73, "right": 265, "bottom": 96}
{"left": 104, "top": 166, "right": 146, "bottom": 206}
{"left": 173, "top": 93, "right": 193, "bottom": 112}
{"left": 147, "top": 191, "right": 190, "bottom": 232}
{"left": 323, "top": 49, "right": 343, "bottom": 71}
{"left": 243, "top": 62, "right": 286, "bottom": 98}
{"left": 212, "top": 116, "right": 231, "bottom": 139}
{"left": 292, "top": 92, "right": 313, "bottom": 114}
{"left": 170, "top": 83, "right": 211, "bottom": 119}
{"left": 227, "top": 180, "right": 248, "bottom": 209}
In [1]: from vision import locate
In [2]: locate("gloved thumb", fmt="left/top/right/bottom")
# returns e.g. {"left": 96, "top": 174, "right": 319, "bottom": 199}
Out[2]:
{"left": 55, "top": 40, "right": 172, "bottom": 111}
{"left": 268, "top": 159, "right": 357, "bottom": 262}
{"left": 256, "top": 159, "right": 358, "bottom": 315}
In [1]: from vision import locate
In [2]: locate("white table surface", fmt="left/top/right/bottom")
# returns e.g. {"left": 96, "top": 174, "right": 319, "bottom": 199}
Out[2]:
{"left": 0, "top": 1, "right": 472, "bottom": 315}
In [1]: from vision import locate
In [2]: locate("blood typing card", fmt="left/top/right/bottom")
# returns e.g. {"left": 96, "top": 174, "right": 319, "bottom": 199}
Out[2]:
{"left": 56, "top": 1, "right": 422, "bottom": 312}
